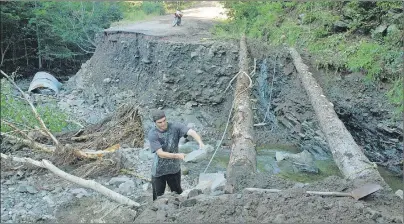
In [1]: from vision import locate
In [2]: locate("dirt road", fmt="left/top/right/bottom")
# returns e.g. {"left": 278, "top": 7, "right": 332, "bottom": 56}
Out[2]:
{"left": 105, "top": 1, "right": 227, "bottom": 41}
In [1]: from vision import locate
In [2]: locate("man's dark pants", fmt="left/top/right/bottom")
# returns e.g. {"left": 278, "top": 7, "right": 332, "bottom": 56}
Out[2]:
{"left": 152, "top": 171, "right": 183, "bottom": 201}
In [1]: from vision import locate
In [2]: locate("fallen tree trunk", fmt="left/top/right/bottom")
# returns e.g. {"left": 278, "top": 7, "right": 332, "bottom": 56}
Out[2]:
{"left": 289, "top": 48, "right": 387, "bottom": 187}
{"left": 1, "top": 132, "right": 56, "bottom": 153}
{"left": 225, "top": 34, "right": 256, "bottom": 193}
{"left": 1, "top": 153, "right": 140, "bottom": 207}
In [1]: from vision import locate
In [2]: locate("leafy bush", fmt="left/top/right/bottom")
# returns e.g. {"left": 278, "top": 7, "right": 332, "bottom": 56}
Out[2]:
{"left": 141, "top": 2, "right": 165, "bottom": 15}
{"left": 215, "top": 1, "right": 403, "bottom": 113}
{"left": 346, "top": 41, "right": 385, "bottom": 80}
{"left": 1, "top": 79, "right": 78, "bottom": 134}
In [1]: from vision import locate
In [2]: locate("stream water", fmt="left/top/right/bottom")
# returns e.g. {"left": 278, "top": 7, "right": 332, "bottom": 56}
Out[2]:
{"left": 207, "top": 144, "right": 403, "bottom": 191}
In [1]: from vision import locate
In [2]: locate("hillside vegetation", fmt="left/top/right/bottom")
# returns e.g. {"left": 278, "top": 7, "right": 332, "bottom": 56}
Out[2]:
{"left": 213, "top": 1, "right": 403, "bottom": 114}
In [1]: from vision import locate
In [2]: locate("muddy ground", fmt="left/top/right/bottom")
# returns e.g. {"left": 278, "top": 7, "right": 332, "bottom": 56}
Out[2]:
{"left": 1, "top": 2, "right": 403, "bottom": 223}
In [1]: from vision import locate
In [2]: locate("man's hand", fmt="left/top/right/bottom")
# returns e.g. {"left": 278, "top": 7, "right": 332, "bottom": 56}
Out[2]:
{"left": 187, "top": 129, "right": 205, "bottom": 150}
{"left": 176, "top": 153, "right": 186, "bottom": 160}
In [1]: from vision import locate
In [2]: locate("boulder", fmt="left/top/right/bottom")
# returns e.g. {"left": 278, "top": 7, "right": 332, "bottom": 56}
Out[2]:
{"left": 117, "top": 180, "right": 136, "bottom": 195}
{"left": 395, "top": 189, "right": 403, "bottom": 199}
{"left": 179, "top": 141, "right": 198, "bottom": 153}
{"left": 202, "top": 144, "right": 215, "bottom": 153}
{"left": 184, "top": 150, "right": 207, "bottom": 163}
{"left": 195, "top": 173, "right": 226, "bottom": 194}
{"left": 109, "top": 176, "right": 132, "bottom": 187}
{"left": 276, "top": 150, "right": 319, "bottom": 174}
{"left": 139, "top": 148, "right": 153, "bottom": 161}
{"left": 187, "top": 189, "right": 202, "bottom": 199}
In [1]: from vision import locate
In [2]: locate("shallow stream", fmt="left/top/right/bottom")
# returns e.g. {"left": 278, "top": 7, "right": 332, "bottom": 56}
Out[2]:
{"left": 206, "top": 143, "right": 403, "bottom": 191}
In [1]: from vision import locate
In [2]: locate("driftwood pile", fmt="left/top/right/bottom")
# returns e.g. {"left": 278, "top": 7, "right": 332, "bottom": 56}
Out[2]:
{"left": 0, "top": 69, "right": 144, "bottom": 208}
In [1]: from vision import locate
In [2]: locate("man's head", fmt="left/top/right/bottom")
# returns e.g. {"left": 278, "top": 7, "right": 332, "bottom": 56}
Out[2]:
{"left": 152, "top": 109, "right": 167, "bottom": 131}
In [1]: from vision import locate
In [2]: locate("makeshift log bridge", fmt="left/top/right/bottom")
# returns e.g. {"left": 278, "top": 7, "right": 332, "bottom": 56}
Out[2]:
{"left": 289, "top": 48, "right": 388, "bottom": 189}
{"left": 225, "top": 34, "right": 257, "bottom": 193}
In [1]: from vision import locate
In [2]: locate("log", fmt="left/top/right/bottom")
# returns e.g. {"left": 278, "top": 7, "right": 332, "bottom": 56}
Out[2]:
{"left": 225, "top": 34, "right": 257, "bottom": 193}
{"left": 244, "top": 188, "right": 281, "bottom": 193}
{"left": 1, "top": 132, "right": 55, "bottom": 153}
{"left": 0, "top": 153, "right": 140, "bottom": 207}
{"left": 288, "top": 48, "right": 387, "bottom": 187}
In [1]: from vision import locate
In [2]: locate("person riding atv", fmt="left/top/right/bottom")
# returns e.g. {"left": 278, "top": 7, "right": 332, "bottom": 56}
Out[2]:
{"left": 173, "top": 9, "right": 183, "bottom": 27}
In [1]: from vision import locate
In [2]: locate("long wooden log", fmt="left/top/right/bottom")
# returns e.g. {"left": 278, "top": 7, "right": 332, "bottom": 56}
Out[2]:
{"left": 1, "top": 132, "right": 56, "bottom": 153}
{"left": 289, "top": 48, "right": 387, "bottom": 187}
{"left": 225, "top": 34, "right": 257, "bottom": 193}
{"left": 0, "top": 153, "right": 140, "bottom": 207}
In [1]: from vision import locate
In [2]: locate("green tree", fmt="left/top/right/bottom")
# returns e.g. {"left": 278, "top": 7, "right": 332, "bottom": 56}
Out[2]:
{"left": 0, "top": 2, "right": 36, "bottom": 68}
{"left": 1, "top": 1, "right": 122, "bottom": 75}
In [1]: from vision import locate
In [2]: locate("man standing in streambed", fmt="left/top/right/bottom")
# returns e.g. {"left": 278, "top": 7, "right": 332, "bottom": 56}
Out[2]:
{"left": 148, "top": 109, "right": 205, "bottom": 201}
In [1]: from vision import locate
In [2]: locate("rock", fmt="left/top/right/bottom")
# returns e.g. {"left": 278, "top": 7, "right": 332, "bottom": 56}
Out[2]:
{"left": 305, "top": 145, "right": 330, "bottom": 160}
{"left": 333, "top": 21, "right": 349, "bottom": 32}
{"left": 42, "top": 195, "right": 55, "bottom": 207}
{"left": 179, "top": 141, "right": 198, "bottom": 153}
{"left": 202, "top": 144, "right": 215, "bottom": 153}
{"left": 4, "top": 180, "right": 13, "bottom": 185}
{"left": 142, "top": 183, "right": 149, "bottom": 191}
{"left": 236, "top": 194, "right": 242, "bottom": 199}
{"left": 275, "top": 151, "right": 289, "bottom": 161}
{"left": 52, "top": 186, "right": 63, "bottom": 194}
{"left": 210, "top": 173, "right": 226, "bottom": 192}
{"left": 184, "top": 149, "right": 207, "bottom": 163}
{"left": 103, "top": 78, "right": 111, "bottom": 83}
{"left": 180, "top": 189, "right": 192, "bottom": 198}
{"left": 187, "top": 189, "right": 202, "bottom": 199}
{"left": 119, "top": 148, "right": 142, "bottom": 169}
{"left": 196, "top": 69, "right": 204, "bottom": 74}
{"left": 293, "top": 183, "right": 307, "bottom": 188}
{"left": 141, "top": 58, "right": 151, "bottom": 64}
{"left": 354, "top": 202, "right": 364, "bottom": 212}
{"left": 191, "top": 52, "right": 198, "bottom": 58}
{"left": 109, "top": 176, "right": 132, "bottom": 187}
{"left": 139, "top": 149, "right": 153, "bottom": 161}
{"left": 283, "top": 63, "right": 295, "bottom": 76}
{"left": 387, "top": 24, "right": 398, "bottom": 34}
{"left": 374, "top": 24, "right": 388, "bottom": 35}
{"left": 26, "top": 186, "right": 38, "bottom": 194}
{"left": 70, "top": 188, "right": 90, "bottom": 198}
{"left": 181, "top": 198, "right": 197, "bottom": 207}
{"left": 210, "top": 190, "right": 224, "bottom": 196}
{"left": 395, "top": 189, "right": 403, "bottom": 199}
{"left": 117, "top": 180, "right": 135, "bottom": 195}
{"left": 365, "top": 208, "right": 380, "bottom": 220}
{"left": 17, "top": 184, "right": 37, "bottom": 194}
{"left": 277, "top": 150, "right": 318, "bottom": 174}
{"left": 273, "top": 214, "right": 286, "bottom": 223}
{"left": 195, "top": 173, "right": 226, "bottom": 194}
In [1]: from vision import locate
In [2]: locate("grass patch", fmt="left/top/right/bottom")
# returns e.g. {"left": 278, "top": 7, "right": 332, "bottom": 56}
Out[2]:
{"left": 1, "top": 79, "right": 79, "bottom": 134}
{"left": 212, "top": 2, "right": 403, "bottom": 114}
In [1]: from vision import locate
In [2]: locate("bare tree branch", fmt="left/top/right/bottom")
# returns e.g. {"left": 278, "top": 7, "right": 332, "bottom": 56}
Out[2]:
{"left": 75, "top": 43, "right": 95, "bottom": 54}
{"left": 0, "top": 153, "right": 140, "bottom": 208}
{"left": 1, "top": 132, "right": 55, "bottom": 153}
{"left": 2, "top": 120, "right": 33, "bottom": 141}
{"left": 0, "top": 70, "right": 59, "bottom": 146}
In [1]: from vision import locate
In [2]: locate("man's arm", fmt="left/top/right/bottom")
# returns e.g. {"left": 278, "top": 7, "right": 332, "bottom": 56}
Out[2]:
{"left": 187, "top": 129, "right": 205, "bottom": 149}
{"left": 156, "top": 148, "right": 185, "bottom": 160}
